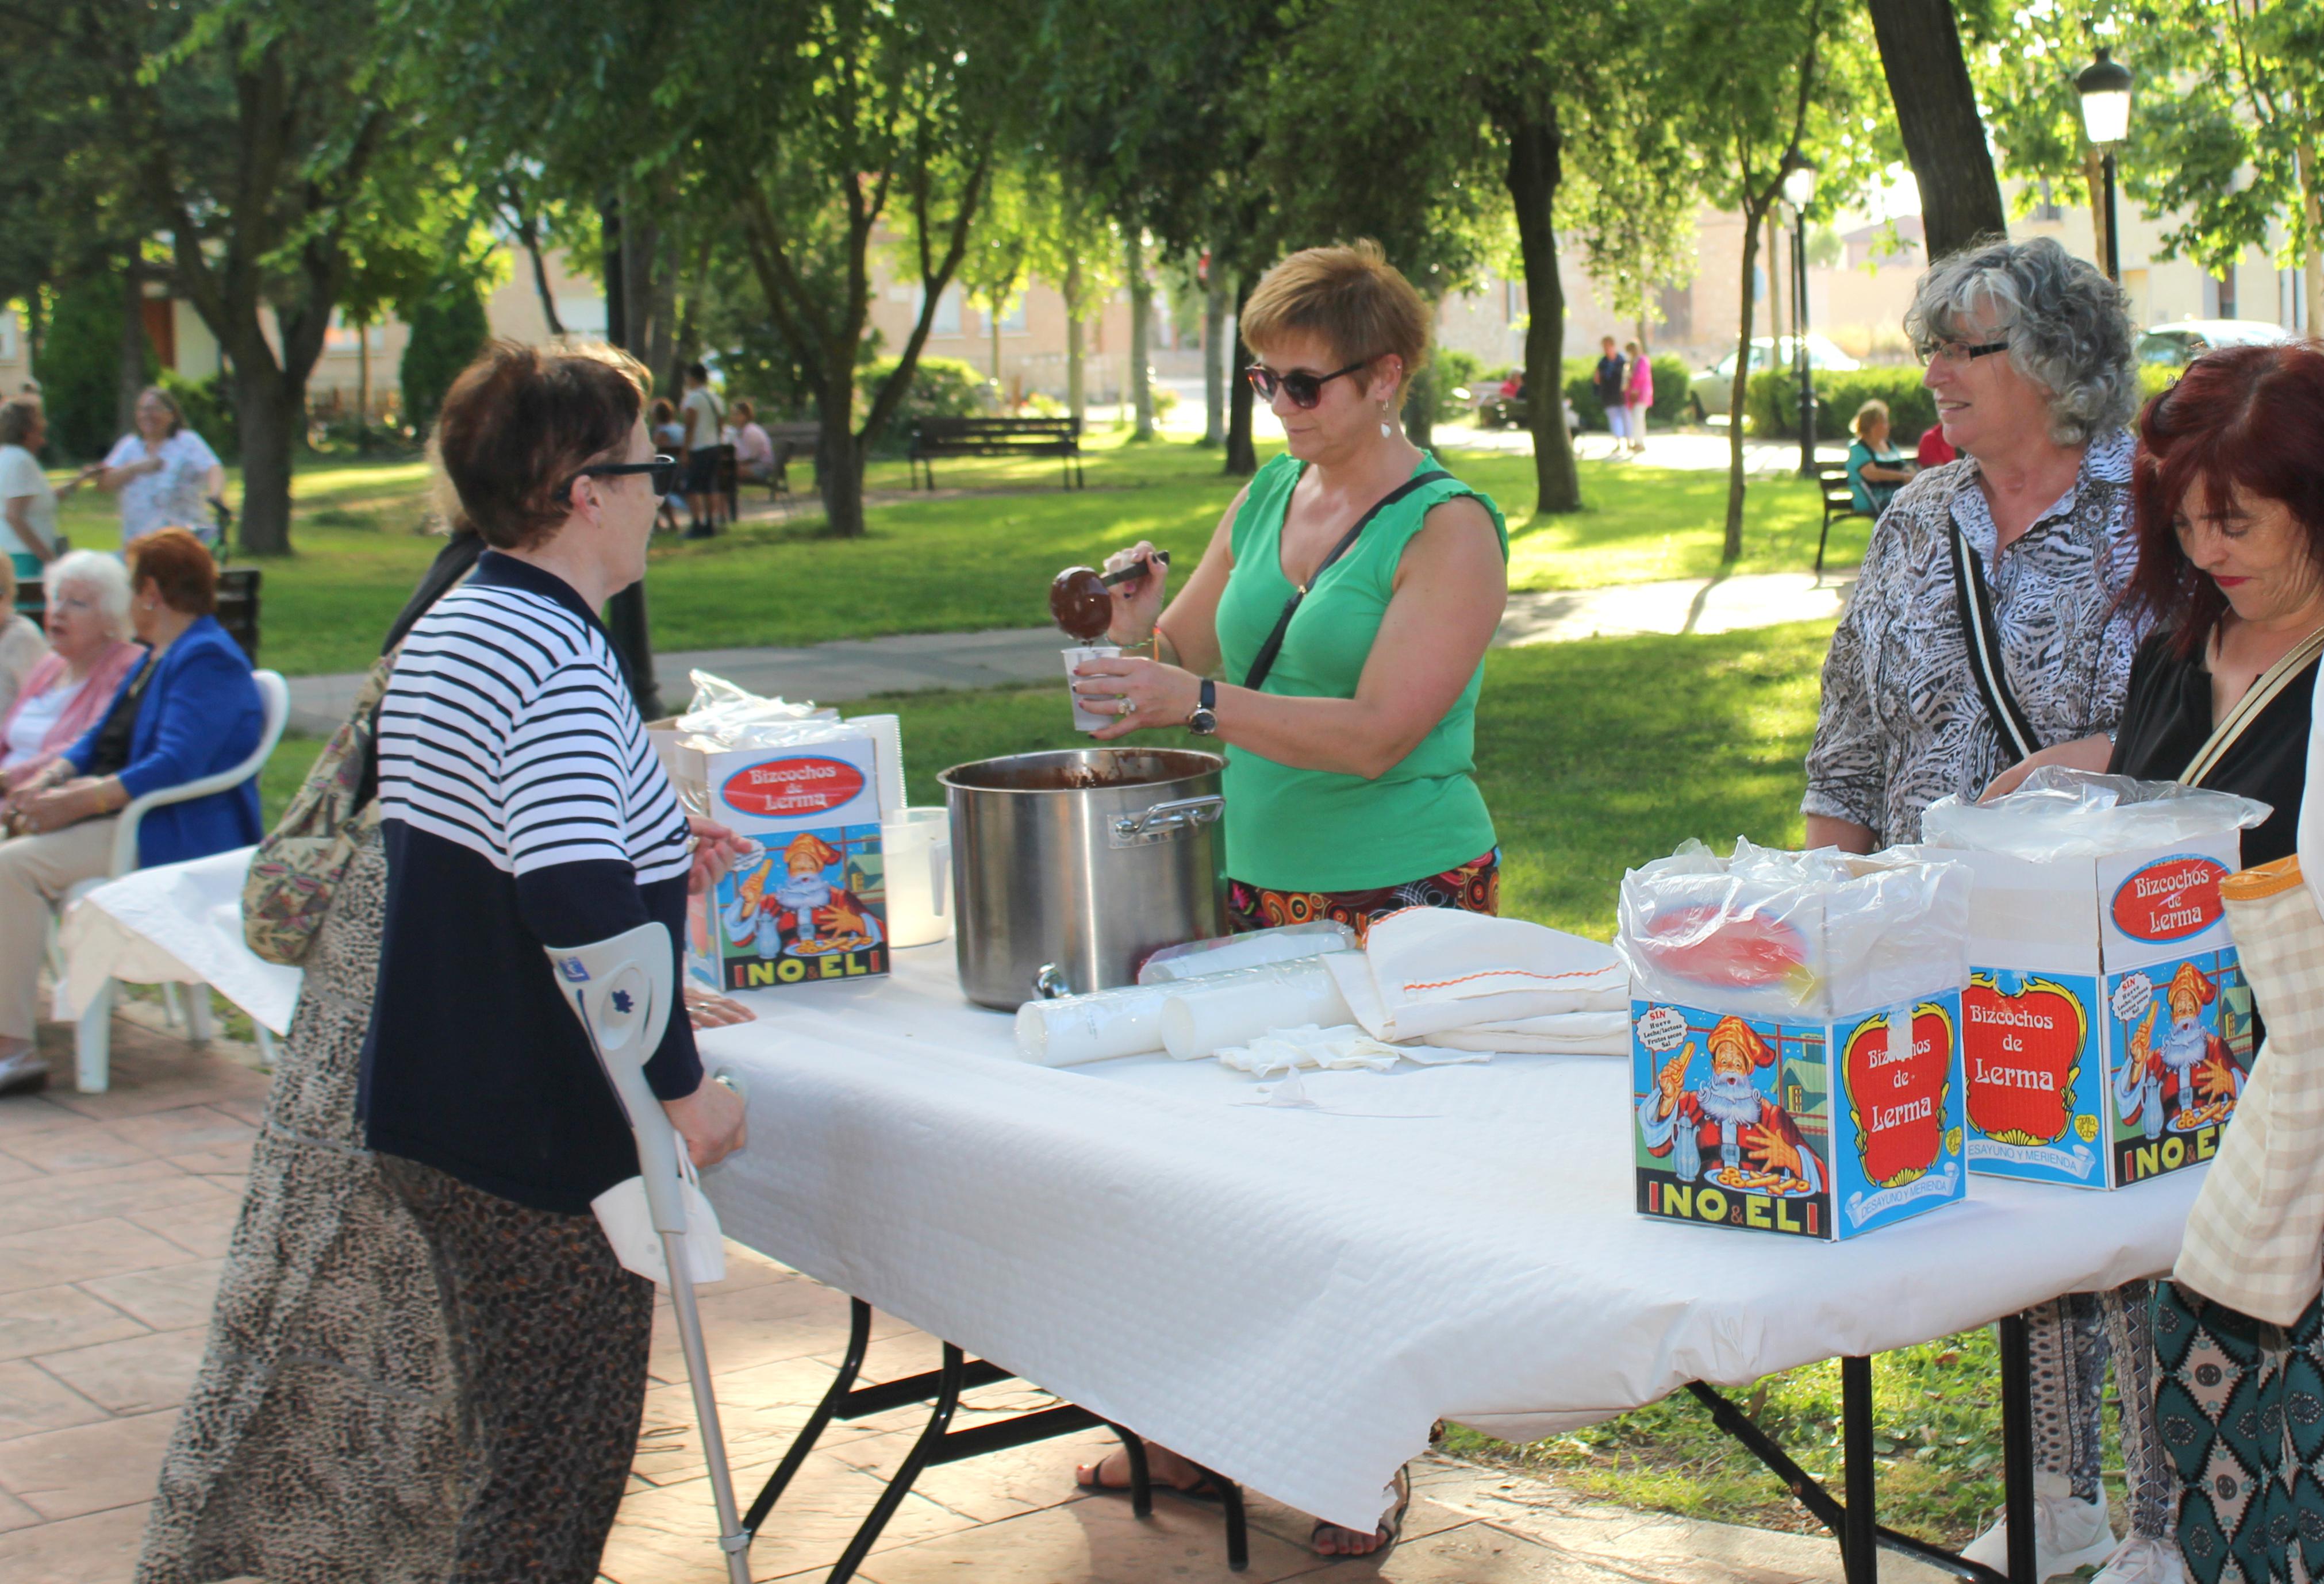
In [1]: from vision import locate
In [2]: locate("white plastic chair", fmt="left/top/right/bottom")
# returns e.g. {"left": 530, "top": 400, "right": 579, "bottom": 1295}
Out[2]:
{"left": 64, "top": 670, "right": 290, "bottom": 1093}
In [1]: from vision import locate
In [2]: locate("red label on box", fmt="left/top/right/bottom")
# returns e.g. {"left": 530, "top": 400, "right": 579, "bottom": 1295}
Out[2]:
{"left": 1844, "top": 1005, "right": 1955, "bottom": 1187}
{"left": 2110, "top": 856, "right": 2227, "bottom": 944}
{"left": 1963, "top": 976, "right": 2085, "bottom": 1146}
{"left": 721, "top": 757, "right": 867, "bottom": 817}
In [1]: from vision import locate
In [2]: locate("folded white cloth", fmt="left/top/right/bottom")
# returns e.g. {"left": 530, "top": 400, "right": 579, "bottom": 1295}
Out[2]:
{"left": 1324, "top": 909, "right": 1627, "bottom": 1043}
{"left": 1219, "top": 1023, "right": 1405, "bottom": 1077}
{"left": 1428, "top": 1010, "right": 1631, "bottom": 1056}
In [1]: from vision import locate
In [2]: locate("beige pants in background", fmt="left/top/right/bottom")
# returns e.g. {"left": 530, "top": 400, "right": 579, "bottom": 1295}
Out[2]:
{"left": 0, "top": 817, "right": 118, "bottom": 1040}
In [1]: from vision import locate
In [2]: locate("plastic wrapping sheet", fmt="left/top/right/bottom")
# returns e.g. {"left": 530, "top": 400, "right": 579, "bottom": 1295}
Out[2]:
{"left": 1139, "top": 922, "right": 1356, "bottom": 983}
{"left": 695, "top": 943, "right": 2210, "bottom": 1533}
{"left": 1923, "top": 768, "right": 2271, "bottom": 860}
{"left": 1618, "top": 839, "right": 1972, "bottom": 1019}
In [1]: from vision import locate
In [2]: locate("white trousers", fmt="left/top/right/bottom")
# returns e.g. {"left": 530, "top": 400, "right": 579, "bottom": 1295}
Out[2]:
{"left": 0, "top": 818, "right": 117, "bottom": 1039}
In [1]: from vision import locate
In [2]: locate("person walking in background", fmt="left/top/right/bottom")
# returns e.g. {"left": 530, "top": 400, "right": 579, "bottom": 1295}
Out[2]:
{"left": 0, "top": 396, "right": 85, "bottom": 571}
{"left": 679, "top": 361, "right": 725, "bottom": 538}
{"left": 1622, "top": 341, "right": 1653, "bottom": 456}
{"left": 1593, "top": 336, "right": 1628, "bottom": 451}
{"left": 92, "top": 387, "right": 229, "bottom": 549}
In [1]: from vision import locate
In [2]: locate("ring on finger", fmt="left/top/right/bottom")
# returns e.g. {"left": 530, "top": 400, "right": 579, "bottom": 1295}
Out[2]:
{"left": 1121, "top": 697, "right": 1138, "bottom": 716}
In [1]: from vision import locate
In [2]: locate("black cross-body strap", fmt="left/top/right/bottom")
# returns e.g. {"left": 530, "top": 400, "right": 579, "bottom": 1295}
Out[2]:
{"left": 1949, "top": 522, "right": 2042, "bottom": 764}
{"left": 1243, "top": 470, "right": 1453, "bottom": 691}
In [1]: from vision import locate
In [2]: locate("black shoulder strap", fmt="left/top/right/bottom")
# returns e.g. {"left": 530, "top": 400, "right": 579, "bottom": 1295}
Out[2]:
{"left": 1948, "top": 522, "right": 2042, "bottom": 764}
{"left": 1243, "top": 470, "right": 1454, "bottom": 692}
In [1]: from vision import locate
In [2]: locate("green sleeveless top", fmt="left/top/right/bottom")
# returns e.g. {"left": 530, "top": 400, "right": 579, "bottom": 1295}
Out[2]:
{"left": 1215, "top": 451, "right": 1508, "bottom": 891}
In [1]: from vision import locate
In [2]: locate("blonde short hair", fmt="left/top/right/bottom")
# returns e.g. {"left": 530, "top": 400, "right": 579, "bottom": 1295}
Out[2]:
{"left": 1240, "top": 240, "right": 1430, "bottom": 379}
{"left": 1853, "top": 399, "right": 1890, "bottom": 441}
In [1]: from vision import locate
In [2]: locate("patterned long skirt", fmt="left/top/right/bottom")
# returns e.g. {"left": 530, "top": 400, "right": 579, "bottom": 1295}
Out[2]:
{"left": 2154, "top": 1278, "right": 2324, "bottom": 1583}
{"left": 1226, "top": 848, "right": 1500, "bottom": 944}
{"left": 137, "top": 832, "right": 464, "bottom": 1584}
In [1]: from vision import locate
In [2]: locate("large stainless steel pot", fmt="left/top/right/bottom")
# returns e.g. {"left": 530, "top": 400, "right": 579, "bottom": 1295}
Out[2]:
{"left": 940, "top": 747, "right": 1226, "bottom": 1010}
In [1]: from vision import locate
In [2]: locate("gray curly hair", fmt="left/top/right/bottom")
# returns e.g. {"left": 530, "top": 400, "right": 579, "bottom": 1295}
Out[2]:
{"left": 1903, "top": 236, "right": 2137, "bottom": 448}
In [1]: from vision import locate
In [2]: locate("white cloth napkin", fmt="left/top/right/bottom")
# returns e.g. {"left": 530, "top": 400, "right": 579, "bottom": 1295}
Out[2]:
{"left": 1216, "top": 1022, "right": 1492, "bottom": 1078}
{"left": 1322, "top": 909, "right": 1628, "bottom": 1045}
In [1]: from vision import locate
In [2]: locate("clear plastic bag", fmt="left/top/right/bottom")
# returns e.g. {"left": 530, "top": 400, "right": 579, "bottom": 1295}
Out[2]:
{"left": 1617, "top": 837, "right": 1970, "bottom": 1017}
{"left": 1922, "top": 768, "right": 2271, "bottom": 862}
{"left": 1138, "top": 921, "right": 1357, "bottom": 984}
{"left": 677, "top": 670, "right": 836, "bottom": 748}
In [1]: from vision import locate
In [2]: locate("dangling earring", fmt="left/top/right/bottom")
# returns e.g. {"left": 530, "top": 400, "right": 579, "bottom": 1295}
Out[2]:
{"left": 1380, "top": 398, "right": 1393, "bottom": 441}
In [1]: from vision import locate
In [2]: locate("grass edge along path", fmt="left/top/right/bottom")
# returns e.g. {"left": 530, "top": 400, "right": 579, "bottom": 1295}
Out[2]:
{"left": 251, "top": 618, "right": 2087, "bottom": 1544}
{"left": 62, "top": 433, "right": 1872, "bottom": 677}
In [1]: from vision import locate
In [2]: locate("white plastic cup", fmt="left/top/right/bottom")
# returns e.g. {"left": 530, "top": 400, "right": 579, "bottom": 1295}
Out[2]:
{"left": 1062, "top": 645, "right": 1121, "bottom": 733}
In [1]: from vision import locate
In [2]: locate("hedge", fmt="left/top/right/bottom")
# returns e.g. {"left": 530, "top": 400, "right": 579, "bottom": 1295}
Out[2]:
{"left": 1746, "top": 366, "right": 1937, "bottom": 443}
{"left": 1562, "top": 353, "right": 1692, "bottom": 430}
{"left": 400, "top": 274, "right": 490, "bottom": 439}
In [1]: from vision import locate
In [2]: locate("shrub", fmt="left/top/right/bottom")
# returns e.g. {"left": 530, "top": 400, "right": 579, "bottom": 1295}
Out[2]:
{"left": 1747, "top": 366, "right": 1937, "bottom": 444}
{"left": 159, "top": 369, "right": 237, "bottom": 462}
{"left": 399, "top": 273, "right": 490, "bottom": 439}
{"left": 1427, "top": 348, "right": 1485, "bottom": 424}
{"left": 1564, "top": 352, "right": 1691, "bottom": 430}
{"left": 37, "top": 276, "right": 153, "bottom": 462}
{"left": 861, "top": 355, "right": 987, "bottom": 452}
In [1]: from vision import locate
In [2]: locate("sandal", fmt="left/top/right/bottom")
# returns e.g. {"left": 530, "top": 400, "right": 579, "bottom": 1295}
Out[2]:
{"left": 1311, "top": 1465, "right": 1410, "bottom": 1559}
{"left": 1075, "top": 1445, "right": 1226, "bottom": 1504}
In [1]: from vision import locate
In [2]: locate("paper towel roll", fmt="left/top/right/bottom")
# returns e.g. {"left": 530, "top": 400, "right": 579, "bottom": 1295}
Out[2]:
{"left": 1159, "top": 962, "right": 1355, "bottom": 1060}
{"left": 1016, "top": 982, "right": 1177, "bottom": 1066}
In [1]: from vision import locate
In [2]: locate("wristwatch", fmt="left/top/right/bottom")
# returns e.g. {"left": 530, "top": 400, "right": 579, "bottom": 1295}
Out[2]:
{"left": 1188, "top": 679, "right": 1217, "bottom": 736}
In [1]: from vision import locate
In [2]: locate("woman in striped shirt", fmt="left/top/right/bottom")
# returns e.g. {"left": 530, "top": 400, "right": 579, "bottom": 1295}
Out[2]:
{"left": 358, "top": 340, "right": 747, "bottom": 1582}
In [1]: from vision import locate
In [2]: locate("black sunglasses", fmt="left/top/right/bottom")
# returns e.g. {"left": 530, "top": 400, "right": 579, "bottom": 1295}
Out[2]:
{"left": 1246, "top": 359, "right": 1370, "bottom": 409}
{"left": 566, "top": 453, "right": 679, "bottom": 501}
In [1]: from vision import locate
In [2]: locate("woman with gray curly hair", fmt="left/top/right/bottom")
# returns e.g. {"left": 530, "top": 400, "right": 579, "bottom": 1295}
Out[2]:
{"left": 1806, "top": 236, "right": 2166, "bottom": 1584}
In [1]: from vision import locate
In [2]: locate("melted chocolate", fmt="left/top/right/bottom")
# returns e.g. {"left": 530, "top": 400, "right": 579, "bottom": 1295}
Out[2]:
{"left": 1049, "top": 566, "right": 1113, "bottom": 640}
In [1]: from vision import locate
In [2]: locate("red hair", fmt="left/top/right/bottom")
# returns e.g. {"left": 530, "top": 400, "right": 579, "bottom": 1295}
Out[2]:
{"left": 2124, "top": 341, "right": 2324, "bottom": 658}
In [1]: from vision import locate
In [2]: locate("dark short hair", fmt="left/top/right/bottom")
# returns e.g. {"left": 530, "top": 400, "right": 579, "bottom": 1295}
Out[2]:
{"left": 129, "top": 528, "right": 218, "bottom": 616}
{"left": 2124, "top": 341, "right": 2324, "bottom": 658}
{"left": 686, "top": 361, "right": 709, "bottom": 383}
{"left": 0, "top": 397, "right": 37, "bottom": 448}
{"left": 731, "top": 398, "right": 755, "bottom": 422}
{"left": 433, "top": 340, "right": 648, "bottom": 550}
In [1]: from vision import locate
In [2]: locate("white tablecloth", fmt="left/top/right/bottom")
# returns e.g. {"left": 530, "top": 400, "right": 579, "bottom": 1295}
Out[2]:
{"left": 59, "top": 846, "right": 302, "bottom": 1035}
{"left": 696, "top": 943, "right": 2203, "bottom": 1531}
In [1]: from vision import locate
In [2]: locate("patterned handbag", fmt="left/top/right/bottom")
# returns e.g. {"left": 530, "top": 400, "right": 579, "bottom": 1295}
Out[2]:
{"left": 240, "top": 650, "right": 397, "bottom": 966}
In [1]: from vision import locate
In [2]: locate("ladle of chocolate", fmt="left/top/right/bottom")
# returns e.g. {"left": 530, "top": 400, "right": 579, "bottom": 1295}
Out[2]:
{"left": 1048, "top": 552, "right": 1171, "bottom": 641}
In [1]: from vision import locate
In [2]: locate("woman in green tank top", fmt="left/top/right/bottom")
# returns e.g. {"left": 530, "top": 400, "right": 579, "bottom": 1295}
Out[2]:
{"left": 1069, "top": 242, "right": 1508, "bottom": 1554}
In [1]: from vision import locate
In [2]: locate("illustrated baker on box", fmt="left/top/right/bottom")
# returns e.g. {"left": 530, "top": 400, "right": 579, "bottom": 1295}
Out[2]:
{"left": 721, "top": 833, "right": 878, "bottom": 962}
{"left": 1639, "top": 1016, "right": 1826, "bottom": 1195}
{"left": 2114, "top": 960, "right": 2241, "bottom": 1140}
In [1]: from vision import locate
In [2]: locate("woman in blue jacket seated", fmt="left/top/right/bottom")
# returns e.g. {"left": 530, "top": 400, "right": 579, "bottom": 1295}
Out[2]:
{"left": 0, "top": 527, "right": 260, "bottom": 1091}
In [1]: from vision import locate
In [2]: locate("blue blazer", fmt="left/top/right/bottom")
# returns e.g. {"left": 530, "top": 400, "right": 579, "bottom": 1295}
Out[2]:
{"left": 66, "top": 616, "right": 263, "bottom": 867}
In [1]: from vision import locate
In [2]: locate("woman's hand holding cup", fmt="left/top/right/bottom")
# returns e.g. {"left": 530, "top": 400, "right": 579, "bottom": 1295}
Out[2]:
{"left": 1076, "top": 656, "right": 1201, "bottom": 741}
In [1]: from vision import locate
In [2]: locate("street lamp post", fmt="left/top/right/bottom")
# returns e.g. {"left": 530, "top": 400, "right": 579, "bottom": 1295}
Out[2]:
{"left": 1780, "top": 149, "right": 1819, "bottom": 480}
{"left": 2076, "top": 47, "right": 2133, "bottom": 283}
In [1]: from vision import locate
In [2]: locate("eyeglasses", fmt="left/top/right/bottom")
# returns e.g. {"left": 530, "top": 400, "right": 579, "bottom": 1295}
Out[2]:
{"left": 1245, "top": 360, "right": 1370, "bottom": 409}
{"left": 566, "top": 454, "right": 679, "bottom": 501}
{"left": 1915, "top": 339, "right": 2011, "bottom": 368}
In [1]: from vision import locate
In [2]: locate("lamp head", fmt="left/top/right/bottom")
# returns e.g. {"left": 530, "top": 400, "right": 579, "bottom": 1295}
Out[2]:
{"left": 1780, "top": 148, "right": 1819, "bottom": 212}
{"left": 2077, "top": 47, "right": 2134, "bottom": 145}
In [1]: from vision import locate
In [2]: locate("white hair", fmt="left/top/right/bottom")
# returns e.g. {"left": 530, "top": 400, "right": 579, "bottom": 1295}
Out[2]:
{"left": 44, "top": 550, "right": 134, "bottom": 640}
{"left": 1904, "top": 236, "right": 2139, "bottom": 447}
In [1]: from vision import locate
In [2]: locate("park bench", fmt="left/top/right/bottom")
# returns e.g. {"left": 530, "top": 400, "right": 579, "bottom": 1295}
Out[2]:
{"left": 763, "top": 422, "right": 822, "bottom": 497}
{"left": 216, "top": 567, "right": 262, "bottom": 660}
{"left": 908, "top": 416, "right": 1084, "bottom": 491}
{"left": 1814, "top": 464, "right": 1873, "bottom": 579}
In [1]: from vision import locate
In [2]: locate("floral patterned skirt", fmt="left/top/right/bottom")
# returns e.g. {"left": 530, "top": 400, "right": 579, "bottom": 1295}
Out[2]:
{"left": 1226, "top": 849, "right": 1499, "bottom": 945}
{"left": 2154, "top": 1277, "right": 2324, "bottom": 1583}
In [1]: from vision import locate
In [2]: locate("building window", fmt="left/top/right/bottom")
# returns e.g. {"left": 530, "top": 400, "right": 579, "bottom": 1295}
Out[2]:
{"left": 2213, "top": 268, "right": 2237, "bottom": 321}
{"left": 2032, "top": 179, "right": 2063, "bottom": 224}
{"left": 926, "top": 287, "right": 962, "bottom": 337}
{"left": 1000, "top": 297, "right": 1028, "bottom": 335}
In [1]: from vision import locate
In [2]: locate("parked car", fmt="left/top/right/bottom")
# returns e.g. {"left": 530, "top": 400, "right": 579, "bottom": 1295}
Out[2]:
{"left": 1689, "top": 335, "right": 1862, "bottom": 421}
{"left": 2135, "top": 319, "right": 2296, "bottom": 366}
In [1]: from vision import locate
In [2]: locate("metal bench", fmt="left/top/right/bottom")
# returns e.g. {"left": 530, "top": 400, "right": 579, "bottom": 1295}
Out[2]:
{"left": 908, "top": 416, "right": 1083, "bottom": 491}
{"left": 1814, "top": 466, "right": 1873, "bottom": 579}
{"left": 215, "top": 567, "right": 262, "bottom": 660}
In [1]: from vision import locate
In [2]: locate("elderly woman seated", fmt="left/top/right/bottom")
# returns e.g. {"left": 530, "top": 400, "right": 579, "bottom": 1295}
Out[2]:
{"left": 0, "top": 529, "right": 261, "bottom": 1093}
{"left": 1, "top": 552, "right": 145, "bottom": 785}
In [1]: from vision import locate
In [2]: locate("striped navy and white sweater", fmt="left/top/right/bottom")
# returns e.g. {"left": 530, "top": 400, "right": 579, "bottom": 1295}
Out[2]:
{"left": 358, "top": 551, "right": 702, "bottom": 1212}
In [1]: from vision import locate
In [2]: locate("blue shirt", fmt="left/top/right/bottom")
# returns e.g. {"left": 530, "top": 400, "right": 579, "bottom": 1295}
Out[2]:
{"left": 64, "top": 616, "right": 261, "bottom": 867}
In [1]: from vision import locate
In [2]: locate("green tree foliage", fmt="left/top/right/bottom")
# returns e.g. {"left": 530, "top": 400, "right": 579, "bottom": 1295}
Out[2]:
{"left": 36, "top": 276, "right": 151, "bottom": 462}
{"left": 400, "top": 271, "right": 491, "bottom": 438}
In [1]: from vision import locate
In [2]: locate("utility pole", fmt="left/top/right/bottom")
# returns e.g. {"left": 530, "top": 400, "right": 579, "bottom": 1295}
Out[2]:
{"left": 600, "top": 194, "right": 663, "bottom": 720}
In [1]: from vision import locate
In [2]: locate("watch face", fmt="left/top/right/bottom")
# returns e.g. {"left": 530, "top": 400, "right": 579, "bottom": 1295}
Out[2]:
{"left": 1190, "top": 709, "right": 1217, "bottom": 735}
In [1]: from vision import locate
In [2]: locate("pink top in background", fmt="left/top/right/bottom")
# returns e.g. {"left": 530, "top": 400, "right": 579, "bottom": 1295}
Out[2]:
{"left": 0, "top": 640, "right": 144, "bottom": 778}
{"left": 1625, "top": 356, "right": 1654, "bottom": 406}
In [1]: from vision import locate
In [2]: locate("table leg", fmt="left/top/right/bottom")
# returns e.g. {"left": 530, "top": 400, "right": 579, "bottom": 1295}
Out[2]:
{"left": 1842, "top": 1355, "right": 1877, "bottom": 1584}
{"left": 1186, "top": 1460, "right": 1249, "bottom": 1572}
{"left": 1998, "top": 1313, "right": 2036, "bottom": 1584}
{"left": 744, "top": 1296, "right": 872, "bottom": 1538}
{"left": 1105, "top": 1420, "right": 1154, "bottom": 1518}
{"left": 828, "top": 1343, "right": 966, "bottom": 1584}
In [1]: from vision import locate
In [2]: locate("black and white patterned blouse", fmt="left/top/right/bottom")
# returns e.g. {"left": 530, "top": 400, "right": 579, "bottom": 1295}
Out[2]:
{"left": 1804, "top": 428, "right": 2146, "bottom": 847}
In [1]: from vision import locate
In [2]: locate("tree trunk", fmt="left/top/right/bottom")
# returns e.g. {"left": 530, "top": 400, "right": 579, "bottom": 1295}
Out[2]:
{"left": 1866, "top": 0, "right": 2009, "bottom": 260}
{"left": 621, "top": 203, "right": 658, "bottom": 383}
{"left": 648, "top": 238, "right": 678, "bottom": 395}
{"left": 817, "top": 365, "right": 867, "bottom": 539}
{"left": 990, "top": 299, "right": 1004, "bottom": 385}
{"left": 1724, "top": 204, "right": 1768, "bottom": 561}
{"left": 1224, "top": 276, "right": 1257, "bottom": 476}
{"left": 1128, "top": 231, "right": 1154, "bottom": 440}
{"left": 598, "top": 192, "right": 659, "bottom": 718}
{"left": 1767, "top": 217, "right": 1786, "bottom": 349}
{"left": 2083, "top": 148, "right": 2111, "bottom": 282}
{"left": 1066, "top": 270, "right": 1088, "bottom": 430}
{"left": 356, "top": 313, "right": 371, "bottom": 440}
{"left": 2299, "top": 133, "right": 2323, "bottom": 335}
{"left": 524, "top": 220, "right": 566, "bottom": 337}
{"left": 118, "top": 270, "right": 147, "bottom": 439}
{"left": 1202, "top": 266, "right": 1227, "bottom": 447}
{"left": 232, "top": 360, "right": 300, "bottom": 556}
{"left": 1504, "top": 103, "right": 1581, "bottom": 514}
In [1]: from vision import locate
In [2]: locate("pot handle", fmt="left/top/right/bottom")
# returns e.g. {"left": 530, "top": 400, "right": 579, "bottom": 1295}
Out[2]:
{"left": 1033, "top": 963, "right": 1070, "bottom": 999}
{"left": 1109, "top": 795, "right": 1225, "bottom": 847}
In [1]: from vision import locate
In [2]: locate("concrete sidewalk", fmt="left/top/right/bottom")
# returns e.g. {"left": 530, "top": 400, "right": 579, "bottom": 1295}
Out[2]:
{"left": 283, "top": 571, "right": 1852, "bottom": 733}
{"left": 0, "top": 1021, "right": 1947, "bottom": 1584}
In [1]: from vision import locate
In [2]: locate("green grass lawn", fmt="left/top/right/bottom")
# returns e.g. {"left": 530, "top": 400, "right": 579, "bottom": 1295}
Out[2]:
{"left": 53, "top": 430, "right": 1868, "bottom": 676}
{"left": 250, "top": 616, "right": 2027, "bottom": 1546}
